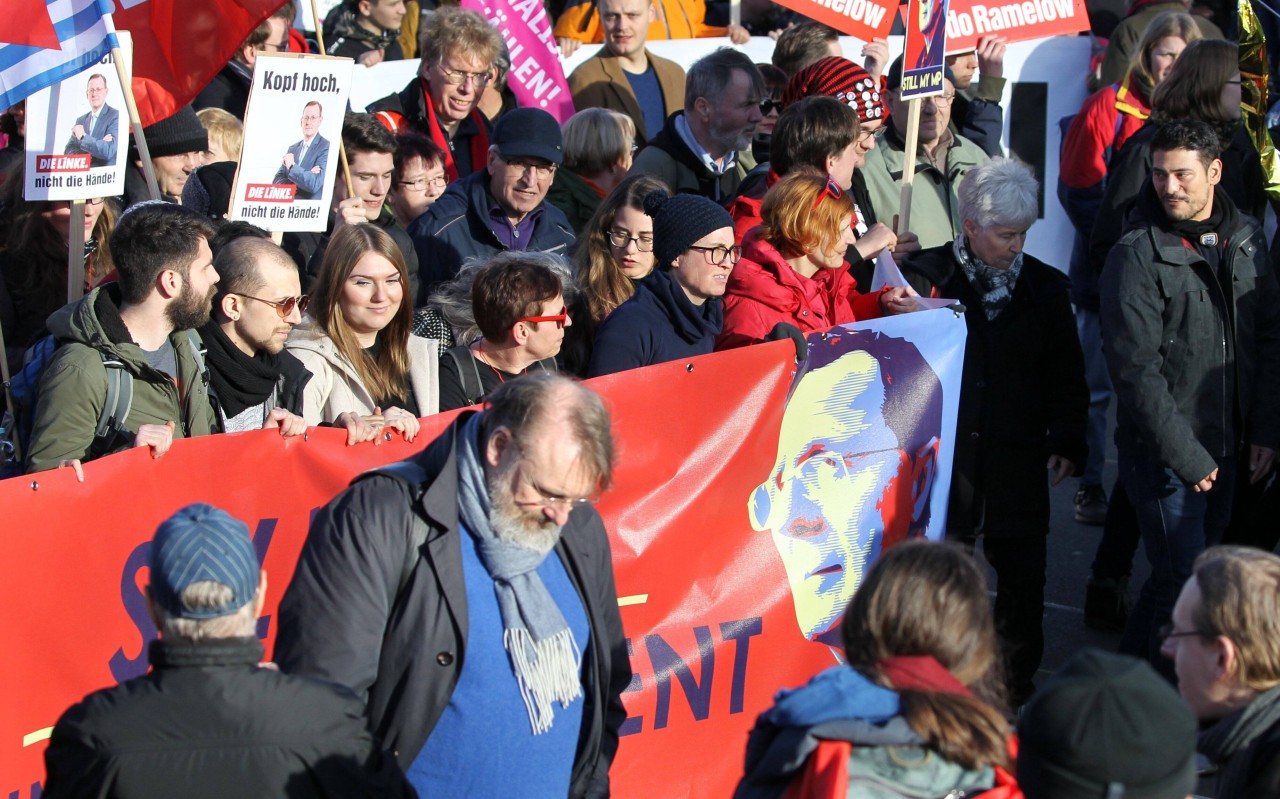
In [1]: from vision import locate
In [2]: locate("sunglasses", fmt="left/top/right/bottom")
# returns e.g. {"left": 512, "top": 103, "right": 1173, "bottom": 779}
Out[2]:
{"left": 759, "top": 98, "right": 784, "bottom": 115}
{"left": 811, "top": 177, "right": 842, "bottom": 209}
{"left": 238, "top": 293, "right": 310, "bottom": 318}
{"left": 518, "top": 305, "right": 569, "bottom": 329}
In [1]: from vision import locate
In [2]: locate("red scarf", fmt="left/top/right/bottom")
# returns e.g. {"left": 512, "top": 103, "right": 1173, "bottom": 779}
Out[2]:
{"left": 878, "top": 655, "right": 973, "bottom": 696}
{"left": 421, "top": 77, "right": 491, "bottom": 181}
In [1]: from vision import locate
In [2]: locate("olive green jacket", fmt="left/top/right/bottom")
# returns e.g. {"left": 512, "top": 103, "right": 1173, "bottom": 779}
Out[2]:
{"left": 25, "top": 284, "right": 216, "bottom": 473}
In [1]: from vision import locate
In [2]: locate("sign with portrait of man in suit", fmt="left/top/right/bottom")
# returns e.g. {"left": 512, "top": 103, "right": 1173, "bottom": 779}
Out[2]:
{"left": 231, "top": 52, "right": 353, "bottom": 232}
{"left": 23, "top": 39, "right": 132, "bottom": 202}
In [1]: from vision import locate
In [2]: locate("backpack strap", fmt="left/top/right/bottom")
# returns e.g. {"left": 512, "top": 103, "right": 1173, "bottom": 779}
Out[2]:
{"left": 358, "top": 460, "right": 432, "bottom": 596}
{"left": 445, "top": 344, "right": 484, "bottom": 407}
{"left": 89, "top": 354, "right": 134, "bottom": 459}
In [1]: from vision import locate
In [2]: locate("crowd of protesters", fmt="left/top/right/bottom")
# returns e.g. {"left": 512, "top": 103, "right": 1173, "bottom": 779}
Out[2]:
{"left": 7, "top": 0, "right": 1280, "bottom": 795}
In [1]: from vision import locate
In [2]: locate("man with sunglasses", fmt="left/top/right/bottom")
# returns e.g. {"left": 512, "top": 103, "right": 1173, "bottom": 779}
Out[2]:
{"left": 276, "top": 373, "right": 630, "bottom": 799}
{"left": 199, "top": 236, "right": 311, "bottom": 435}
{"left": 438, "top": 252, "right": 569, "bottom": 412}
{"left": 194, "top": 4, "right": 294, "bottom": 120}
{"left": 367, "top": 7, "right": 503, "bottom": 180}
{"left": 409, "top": 107, "right": 575, "bottom": 295}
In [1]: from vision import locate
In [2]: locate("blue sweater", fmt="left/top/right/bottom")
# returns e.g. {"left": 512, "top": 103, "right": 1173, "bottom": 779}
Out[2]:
{"left": 587, "top": 270, "right": 724, "bottom": 377}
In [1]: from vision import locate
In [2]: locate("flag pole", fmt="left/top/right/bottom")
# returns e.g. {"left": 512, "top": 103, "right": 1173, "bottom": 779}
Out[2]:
{"left": 67, "top": 200, "right": 86, "bottom": 304}
{"left": 308, "top": 0, "right": 355, "bottom": 199}
{"left": 102, "top": 16, "right": 161, "bottom": 201}
{"left": 0, "top": 317, "right": 19, "bottom": 466}
{"left": 895, "top": 98, "right": 921, "bottom": 235}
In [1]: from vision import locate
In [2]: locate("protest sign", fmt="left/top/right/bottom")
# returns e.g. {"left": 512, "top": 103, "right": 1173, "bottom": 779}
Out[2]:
{"left": 771, "top": 0, "right": 896, "bottom": 42}
{"left": 230, "top": 53, "right": 353, "bottom": 232}
{"left": 462, "top": 0, "right": 574, "bottom": 122}
{"left": 2, "top": 310, "right": 966, "bottom": 799}
{"left": 23, "top": 36, "right": 131, "bottom": 202}
{"left": 900, "top": 0, "right": 1092, "bottom": 54}
{"left": 900, "top": 0, "right": 951, "bottom": 99}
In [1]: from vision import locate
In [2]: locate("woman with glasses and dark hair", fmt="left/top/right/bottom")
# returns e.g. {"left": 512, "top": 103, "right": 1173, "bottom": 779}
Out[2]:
{"left": 718, "top": 172, "right": 917, "bottom": 351}
{"left": 0, "top": 161, "right": 116, "bottom": 375}
{"left": 389, "top": 132, "right": 448, "bottom": 228}
{"left": 587, "top": 190, "right": 738, "bottom": 377}
{"left": 561, "top": 174, "right": 667, "bottom": 375}
{"left": 547, "top": 107, "right": 637, "bottom": 234}
{"left": 286, "top": 224, "right": 439, "bottom": 441}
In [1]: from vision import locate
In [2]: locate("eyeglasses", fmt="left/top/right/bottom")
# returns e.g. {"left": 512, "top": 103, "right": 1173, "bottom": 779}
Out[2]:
{"left": 812, "top": 177, "right": 842, "bottom": 209}
{"left": 858, "top": 126, "right": 879, "bottom": 144}
{"left": 435, "top": 63, "right": 491, "bottom": 86}
{"left": 237, "top": 293, "right": 310, "bottom": 318}
{"left": 926, "top": 92, "right": 957, "bottom": 106}
{"left": 873, "top": 126, "right": 889, "bottom": 141}
{"left": 261, "top": 40, "right": 289, "bottom": 52}
{"left": 514, "top": 492, "right": 599, "bottom": 510}
{"left": 607, "top": 229, "right": 654, "bottom": 251}
{"left": 687, "top": 244, "right": 742, "bottom": 266}
{"left": 1158, "top": 624, "right": 1211, "bottom": 643}
{"left": 789, "top": 447, "right": 905, "bottom": 493}
{"left": 500, "top": 156, "right": 557, "bottom": 180}
{"left": 518, "top": 305, "right": 569, "bottom": 329}
{"left": 397, "top": 174, "right": 448, "bottom": 191}
{"left": 759, "top": 98, "right": 784, "bottom": 115}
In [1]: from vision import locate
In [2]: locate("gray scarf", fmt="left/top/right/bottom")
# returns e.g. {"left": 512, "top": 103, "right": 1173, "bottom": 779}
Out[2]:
{"left": 953, "top": 234, "right": 1023, "bottom": 320}
{"left": 456, "top": 414, "right": 583, "bottom": 734}
{"left": 1199, "top": 684, "right": 1280, "bottom": 796}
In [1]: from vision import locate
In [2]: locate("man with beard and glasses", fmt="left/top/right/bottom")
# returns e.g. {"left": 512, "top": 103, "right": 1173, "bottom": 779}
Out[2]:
{"left": 1100, "top": 119, "right": 1280, "bottom": 676}
{"left": 275, "top": 373, "right": 630, "bottom": 799}
{"left": 200, "top": 236, "right": 312, "bottom": 436}
{"left": 629, "top": 47, "right": 763, "bottom": 203}
{"left": 25, "top": 203, "right": 220, "bottom": 474}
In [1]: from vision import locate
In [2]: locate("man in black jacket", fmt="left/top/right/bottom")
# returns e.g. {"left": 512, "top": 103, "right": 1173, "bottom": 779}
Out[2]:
{"left": 408, "top": 107, "right": 575, "bottom": 301}
{"left": 275, "top": 374, "right": 630, "bottom": 799}
{"left": 1100, "top": 119, "right": 1280, "bottom": 675}
{"left": 201, "top": 235, "right": 311, "bottom": 435}
{"left": 43, "top": 503, "right": 413, "bottom": 798}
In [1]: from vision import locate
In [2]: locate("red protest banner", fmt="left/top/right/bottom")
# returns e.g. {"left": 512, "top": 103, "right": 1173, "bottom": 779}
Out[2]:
{"left": 772, "top": 0, "right": 896, "bottom": 43}
{"left": 944, "top": 0, "right": 1090, "bottom": 52}
{"left": 1, "top": 311, "right": 966, "bottom": 798}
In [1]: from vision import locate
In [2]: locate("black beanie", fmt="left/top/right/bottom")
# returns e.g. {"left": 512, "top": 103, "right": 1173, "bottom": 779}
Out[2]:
{"left": 643, "top": 190, "right": 734, "bottom": 269}
{"left": 1017, "top": 649, "right": 1198, "bottom": 799}
{"left": 142, "top": 104, "right": 208, "bottom": 159}
{"left": 182, "top": 161, "right": 237, "bottom": 220}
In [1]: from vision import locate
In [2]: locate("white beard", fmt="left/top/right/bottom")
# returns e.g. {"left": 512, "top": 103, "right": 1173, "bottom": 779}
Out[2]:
{"left": 488, "top": 466, "right": 563, "bottom": 556}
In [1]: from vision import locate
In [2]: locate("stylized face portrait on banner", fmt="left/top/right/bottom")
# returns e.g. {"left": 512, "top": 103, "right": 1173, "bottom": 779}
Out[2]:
{"left": 900, "top": 0, "right": 950, "bottom": 98}
{"left": 750, "top": 327, "right": 946, "bottom": 646}
{"left": 231, "top": 53, "right": 353, "bottom": 231}
{"left": 23, "top": 37, "right": 132, "bottom": 202}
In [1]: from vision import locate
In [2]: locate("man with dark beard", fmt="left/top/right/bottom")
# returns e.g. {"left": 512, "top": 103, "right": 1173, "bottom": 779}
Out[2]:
{"left": 200, "top": 236, "right": 311, "bottom": 436}
{"left": 25, "top": 203, "right": 221, "bottom": 473}
{"left": 275, "top": 373, "right": 630, "bottom": 799}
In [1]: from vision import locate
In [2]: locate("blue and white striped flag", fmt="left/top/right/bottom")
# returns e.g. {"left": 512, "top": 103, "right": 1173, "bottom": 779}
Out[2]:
{"left": 0, "top": 0, "right": 119, "bottom": 111}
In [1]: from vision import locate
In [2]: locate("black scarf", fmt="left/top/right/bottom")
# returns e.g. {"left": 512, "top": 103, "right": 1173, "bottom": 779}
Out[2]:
{"left": 200, "top": 322, "right": 281, "bottom": 419}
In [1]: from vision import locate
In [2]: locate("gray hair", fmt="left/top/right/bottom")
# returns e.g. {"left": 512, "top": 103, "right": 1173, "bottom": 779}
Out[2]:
{"left": 958, "top": 157, "right": 1039, "bottom": 230}
{"left": 156, "top": 581, "right": 258, "bottom": 641}
{"left": 428, "top": 252, "right": 577, "bottom": 347}
{"left": 685, "top": 48, "right": 764, "bottom": 111}
{"left": 482, "top": 373, "right": 615, "bottom": 490}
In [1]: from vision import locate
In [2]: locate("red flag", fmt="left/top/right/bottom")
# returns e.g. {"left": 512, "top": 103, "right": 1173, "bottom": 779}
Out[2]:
{"left": 0, "top": 0, "right": 59, "bottom": 48}
{"left": 110, "top": 0, "right": 285, "bottom": 126}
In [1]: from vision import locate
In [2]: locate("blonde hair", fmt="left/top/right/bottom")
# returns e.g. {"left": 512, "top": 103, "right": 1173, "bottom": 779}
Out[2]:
{"left": 310, "top": 224, "right": 414, "bottom": 403}
{"left": 419, "top": 7, "right": 504, "bottom": 71}
{"left": 197, "top": 107, "right": 244, "bottom": 162}
{"left": 758, "top": 171, "right": 855, "bottom": 259}
{"left": 1193, "top": 546, "right": 1280, "bottom": 693}
{"left": 563, "top": 108, "right": 635, "bottom": 177}
{"left": 1127, "top": 11, "right": 1202, "bottom": 101}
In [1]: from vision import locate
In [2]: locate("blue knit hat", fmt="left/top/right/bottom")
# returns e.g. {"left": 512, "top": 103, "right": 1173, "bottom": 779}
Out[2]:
{"left": 149, "top": 503, "right": 259, "bottom": 620}
{"left": 643, "top": 189, "right": 734, "bottom": 270}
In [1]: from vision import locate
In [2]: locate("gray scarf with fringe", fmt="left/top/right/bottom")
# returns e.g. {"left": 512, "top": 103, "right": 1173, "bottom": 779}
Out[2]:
{"left": 953, "top": 234, "right": 1023, "bottom": 320}
{"left": 456, "top": 414, "right": 583, "bottom": 735}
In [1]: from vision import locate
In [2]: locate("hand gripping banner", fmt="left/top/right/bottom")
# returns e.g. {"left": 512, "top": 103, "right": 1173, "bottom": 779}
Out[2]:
{"left": 0, "top": 308, "right": 965, "bottom": 798}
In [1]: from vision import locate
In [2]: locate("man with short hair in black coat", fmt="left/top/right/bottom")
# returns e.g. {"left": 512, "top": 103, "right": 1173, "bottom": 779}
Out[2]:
{"left": 42, "top": 503, "right": 413, "bottom": 798}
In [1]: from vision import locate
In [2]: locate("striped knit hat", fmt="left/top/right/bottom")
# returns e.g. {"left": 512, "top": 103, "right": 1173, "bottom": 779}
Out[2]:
{"left": 782, "top": 57, "right": 887, "bottom": 125}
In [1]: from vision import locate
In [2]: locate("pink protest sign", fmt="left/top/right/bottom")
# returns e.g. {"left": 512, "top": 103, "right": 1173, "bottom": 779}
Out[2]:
{"left": 461, "top": 0, "right": 575, "bottom": 122}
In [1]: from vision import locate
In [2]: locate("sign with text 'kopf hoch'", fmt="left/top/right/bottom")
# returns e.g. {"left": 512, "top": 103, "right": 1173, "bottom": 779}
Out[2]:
{"left": 2, "top": 309, "right": 967, "bottom": 799}
{"left": 231, "top": 53, "right": 353, "bottom": 232}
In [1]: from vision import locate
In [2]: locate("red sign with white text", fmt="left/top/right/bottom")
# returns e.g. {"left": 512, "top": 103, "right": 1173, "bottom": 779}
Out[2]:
{"left": 2, "top": 311, "right": 967, "bottom": 798}
{"left": 773, "top": 0, "right": 897, "bottom": 42}
{"left": 932, "top": 0, "right": 1091, "bottom": 53}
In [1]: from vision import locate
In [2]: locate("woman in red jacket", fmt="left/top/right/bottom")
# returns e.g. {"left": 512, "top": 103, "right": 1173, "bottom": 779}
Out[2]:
{"left": 717, "top": 172, "right": 915, "bottom": 351}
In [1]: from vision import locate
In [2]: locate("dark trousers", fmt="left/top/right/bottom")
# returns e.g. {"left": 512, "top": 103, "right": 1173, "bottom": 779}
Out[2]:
{"left": 1117, "top": 450, "right": 1235, "bottom": 679}
{"left": 1090, "top": 479, "right": 1141, "bottom": 582}
{"left": 951, "top": 531, "right": 1046, "bottom": 706}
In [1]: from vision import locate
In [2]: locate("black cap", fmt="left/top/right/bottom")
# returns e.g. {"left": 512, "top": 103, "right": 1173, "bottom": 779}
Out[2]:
{"left": 492, "top": 107, "right": 563, "bottom": 165}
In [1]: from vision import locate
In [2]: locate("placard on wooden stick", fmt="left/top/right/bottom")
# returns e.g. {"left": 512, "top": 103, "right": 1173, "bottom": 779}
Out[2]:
{"left": 230, "top": 53, "right": 354, "bottom": 233}
{"left": 897, "top": 0, "right": 950, "bottom": 234}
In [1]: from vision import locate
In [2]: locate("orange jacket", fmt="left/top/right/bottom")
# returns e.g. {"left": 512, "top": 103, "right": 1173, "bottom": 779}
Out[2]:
{"left": 554, "top": 0, "right": 726, "bottom": 43}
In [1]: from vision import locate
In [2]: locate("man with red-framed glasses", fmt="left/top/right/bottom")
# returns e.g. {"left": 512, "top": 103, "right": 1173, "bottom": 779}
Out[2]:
{"left": 437, "top": 251, "right": 572, "bottom": 411}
